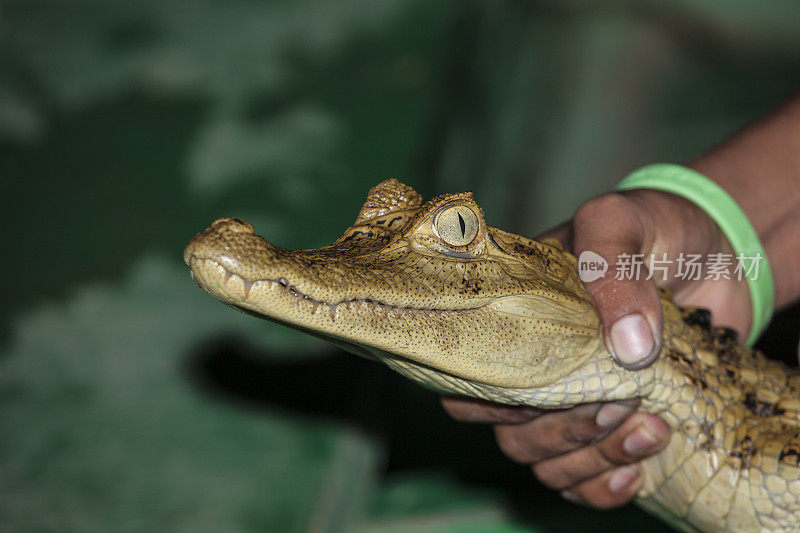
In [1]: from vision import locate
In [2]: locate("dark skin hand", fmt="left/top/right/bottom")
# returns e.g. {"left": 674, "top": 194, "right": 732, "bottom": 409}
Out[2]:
{"left": 443, "top": 93, "right": 800, "bottom": 508}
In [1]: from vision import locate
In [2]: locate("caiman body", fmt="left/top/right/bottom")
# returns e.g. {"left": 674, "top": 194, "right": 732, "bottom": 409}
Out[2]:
{"left": 184, "top": 179, "right": 800, "bottom": 532}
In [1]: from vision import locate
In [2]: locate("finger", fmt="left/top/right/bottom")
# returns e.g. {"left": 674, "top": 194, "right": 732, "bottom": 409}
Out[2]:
{"left": 561, "top": 463, "right": 644, "bottom": 509}
{"left": 532, "top": 412, "right": 670, "bottom": 490}
{"left": 493, "top": 401, "right": 637, "bottom": 464}
{"left": 440, "top": 396, "right": 542, "bottom": 424}
{"left": 572, "top": 193, "right": 663, "bottom": 369}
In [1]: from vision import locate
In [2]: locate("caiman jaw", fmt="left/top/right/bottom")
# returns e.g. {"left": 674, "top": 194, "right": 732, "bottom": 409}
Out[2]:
{"left": 184, "top": 181, "right": 604, "bottom": 392}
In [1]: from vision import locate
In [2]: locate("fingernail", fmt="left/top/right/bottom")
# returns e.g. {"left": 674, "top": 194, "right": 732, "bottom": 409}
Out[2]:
{"left": 596, "top": 403, "right": 634, "bottom": 429}
{"left": 609, "top": 314, "right": 655, "bottom": 367}
{"left": 623, "top": 423, "right": 662, "bottom": 456}
{"left": 561, "top": 490, "right": 581, "bottom": 504}
{"left": 609, "top": 465, "right": 639, "bottom": 493}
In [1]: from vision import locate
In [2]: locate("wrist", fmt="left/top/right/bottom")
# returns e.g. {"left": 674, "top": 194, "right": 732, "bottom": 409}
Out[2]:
{"left": 686, "top": 93, "right": 800, "bottom": 311}
{"left": 689, "top": 158, "right": 800, "bottom": 312}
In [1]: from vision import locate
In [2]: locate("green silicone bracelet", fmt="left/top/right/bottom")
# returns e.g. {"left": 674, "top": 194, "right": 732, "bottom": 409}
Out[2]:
{"left": 616, "top": 163, "right": 774, "bottom": 346}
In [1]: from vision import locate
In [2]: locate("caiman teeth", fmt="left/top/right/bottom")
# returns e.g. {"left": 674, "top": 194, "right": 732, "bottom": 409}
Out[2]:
{"left": 242, "top": 279, "right": 254, "bottom": 299}
{"left": 188, "top": 256, "right": 480, "bottom": 319}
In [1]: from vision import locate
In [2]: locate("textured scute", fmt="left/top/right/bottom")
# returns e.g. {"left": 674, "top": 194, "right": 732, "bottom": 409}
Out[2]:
{"left": 186, "top": 179, "right": 800, "bottom": 533}
{"left": 354, "top": 178, "right": 423, "bottom": 224}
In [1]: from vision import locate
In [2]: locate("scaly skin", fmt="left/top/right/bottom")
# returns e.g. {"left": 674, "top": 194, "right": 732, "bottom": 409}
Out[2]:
{"left": 184, "top": 179, "right": 800, "bottom": 532}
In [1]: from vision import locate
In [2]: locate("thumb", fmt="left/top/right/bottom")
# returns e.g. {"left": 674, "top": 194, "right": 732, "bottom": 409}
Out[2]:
{"left": 572, "top": 195, "right": 663, "bottom": 369}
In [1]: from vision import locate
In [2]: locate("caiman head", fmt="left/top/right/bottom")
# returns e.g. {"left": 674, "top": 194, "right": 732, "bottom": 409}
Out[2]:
{"left": 184, "top": 179, "right": 630, "bottom": 405}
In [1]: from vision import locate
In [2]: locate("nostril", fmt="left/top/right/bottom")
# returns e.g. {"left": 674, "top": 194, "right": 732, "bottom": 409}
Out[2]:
{"left": 210, "top": 217, "right": 255, "bottom": 234}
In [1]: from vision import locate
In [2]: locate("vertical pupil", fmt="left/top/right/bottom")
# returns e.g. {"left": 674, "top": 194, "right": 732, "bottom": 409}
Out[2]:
{"left": 457, "top": 213, "right": 466, "bottom": 237}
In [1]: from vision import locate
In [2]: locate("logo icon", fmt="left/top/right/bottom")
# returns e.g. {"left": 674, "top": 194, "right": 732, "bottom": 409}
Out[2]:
{"left": 578, "top": 251, "right": 608, "bottom": 282}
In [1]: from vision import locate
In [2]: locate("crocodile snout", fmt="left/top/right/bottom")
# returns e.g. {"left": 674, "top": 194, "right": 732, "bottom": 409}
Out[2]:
{"left": 183, "top": 217, "right": 262, "bottom": 269}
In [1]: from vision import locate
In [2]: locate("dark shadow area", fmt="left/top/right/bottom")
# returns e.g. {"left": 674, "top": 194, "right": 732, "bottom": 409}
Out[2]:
{"left": 756, "top": 302, "right": 800, "bottom": 366}
{"left": 184, "top": 335, "right": 672, "bottom": 531}
{"left": 184, "top": 335, "right": 516, "bottom": 476}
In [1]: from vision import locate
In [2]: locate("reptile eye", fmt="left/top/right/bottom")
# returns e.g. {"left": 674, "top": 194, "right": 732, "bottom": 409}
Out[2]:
{"left": 435, "top": 205, "right": 479, "bottom": 246}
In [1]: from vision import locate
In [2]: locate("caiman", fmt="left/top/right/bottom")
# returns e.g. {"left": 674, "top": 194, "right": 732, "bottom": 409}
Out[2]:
{"left": 184, "top": 179, "right": 800, "bottom": 532}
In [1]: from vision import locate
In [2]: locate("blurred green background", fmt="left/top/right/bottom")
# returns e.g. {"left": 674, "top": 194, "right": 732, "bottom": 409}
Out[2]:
{"left": 2, "top": 1, "right": 800, "bottom": 531}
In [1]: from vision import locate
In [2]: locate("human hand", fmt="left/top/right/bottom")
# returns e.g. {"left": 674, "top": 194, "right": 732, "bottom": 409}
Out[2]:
{"left": 443, "top": 188, "right": 752, "bottom": 508}
{"left": 442, "top": 396, "right": 670, "bottom": 507}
